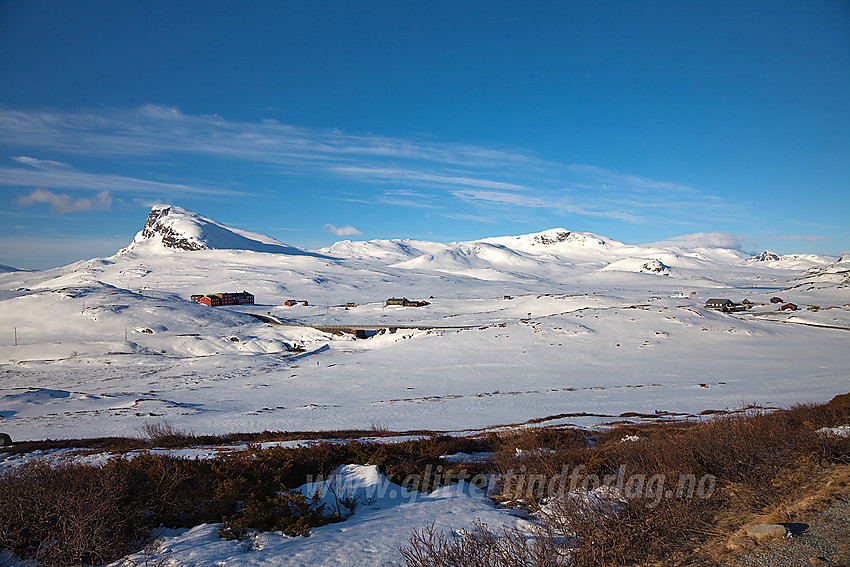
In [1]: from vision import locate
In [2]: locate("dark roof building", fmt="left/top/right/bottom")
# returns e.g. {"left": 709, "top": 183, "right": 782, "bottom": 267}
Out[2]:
{"left": 385, "top": 297, "right": 429, "bottom": 307}
{"left": 704, "top": 298, "right": 735, "bottom": 311}
{"left": 191, "top": 291, "right": 254, "bottom": 307}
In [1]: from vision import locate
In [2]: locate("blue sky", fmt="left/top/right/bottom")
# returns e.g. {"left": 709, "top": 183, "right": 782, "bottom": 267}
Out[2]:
{"left": 0, "top": 0, "right": 848, "bottom": 269}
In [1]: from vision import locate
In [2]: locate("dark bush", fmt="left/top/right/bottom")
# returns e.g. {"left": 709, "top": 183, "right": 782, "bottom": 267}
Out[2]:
{"left": 0, "top": 462, "right": 154, "bottom": 566}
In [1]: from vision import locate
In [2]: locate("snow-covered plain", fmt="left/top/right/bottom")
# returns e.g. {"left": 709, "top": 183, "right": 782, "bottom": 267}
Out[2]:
{"left": 1, "top": 206, "right": 849, "bottom": 566}
{"left": 1, "top": 206, "right": 848, "bottom": 442}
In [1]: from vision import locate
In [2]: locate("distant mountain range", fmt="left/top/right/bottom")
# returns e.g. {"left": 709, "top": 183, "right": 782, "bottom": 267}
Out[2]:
{"left": 115, "top": 206, "right": 836, "bottom": 280}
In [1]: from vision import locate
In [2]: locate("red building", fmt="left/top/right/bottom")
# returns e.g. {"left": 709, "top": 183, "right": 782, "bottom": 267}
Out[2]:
{"left": 191, "top": 291, "right": 254, "bottom": 307}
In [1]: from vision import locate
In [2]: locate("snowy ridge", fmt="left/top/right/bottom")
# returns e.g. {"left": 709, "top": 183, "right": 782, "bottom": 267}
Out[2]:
{"left": 783, "top": 254, "right": 850, "bottom": 292}
{"left": 600, "top": 257, "right": 672, "bottom": 276}
{"left": 480, "top": 228, "right": 630, "bottom": 259}
{"left": 392, "top": 242, "right": 549, "bottom": 280}
{"left": 320, "top": 238, "right": 449, "bottom": 263}
{"left": 745, "top": 250, "right": 833, "bottom": 270}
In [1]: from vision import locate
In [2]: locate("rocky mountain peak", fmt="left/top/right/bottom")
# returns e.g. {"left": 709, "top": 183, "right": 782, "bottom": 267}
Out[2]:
{"left": 749, "top": 250, "right": 782, "bottom": 262}
{"left": 119, "top": 205, "right": 324, "bottom": 257}
{"left": 532, "top": 230, "right": 573, "bottom": 246}
{"left": 139, "top": 206, "right": 207, "bottom": 251}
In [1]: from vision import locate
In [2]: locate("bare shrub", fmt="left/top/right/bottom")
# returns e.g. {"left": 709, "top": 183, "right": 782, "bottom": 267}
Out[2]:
{"left": 139, "top": 421, "right": 198, "bottom": 447}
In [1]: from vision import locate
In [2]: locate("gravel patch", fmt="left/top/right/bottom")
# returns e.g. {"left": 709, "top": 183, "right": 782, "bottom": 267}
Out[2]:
{"left": 728, "top": 495, "right": 850, "bottom": 567}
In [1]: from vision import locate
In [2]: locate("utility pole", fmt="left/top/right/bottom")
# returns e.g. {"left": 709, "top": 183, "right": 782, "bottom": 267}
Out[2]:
{"left": 14, "top": 327, "right": 17, "bottom": 347}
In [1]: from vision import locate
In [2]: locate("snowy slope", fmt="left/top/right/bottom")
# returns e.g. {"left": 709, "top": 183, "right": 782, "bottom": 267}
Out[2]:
{"left": 113, "top": 465, "right": 523, "bottom": 567}
{"left": 392, "top": 242, "right": 551, "bottom": 280}
{"left": 320, "top": 238, "right": 449, "bottom": 264}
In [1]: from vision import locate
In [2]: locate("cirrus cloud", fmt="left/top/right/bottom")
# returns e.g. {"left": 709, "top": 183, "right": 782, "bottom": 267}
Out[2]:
{"left": 0, "top": 105, "right": 738, "bottom": 225}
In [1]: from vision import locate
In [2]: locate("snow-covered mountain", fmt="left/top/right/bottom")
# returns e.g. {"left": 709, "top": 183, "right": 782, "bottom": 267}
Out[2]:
{"left": 745, "top": 249, "right": 833, "bottom": 270}
{"left": 120, "top": 205, "right": 325, "bottom": 257}
{"left": 97, "top": 206, "right": 837, "bottom": 283}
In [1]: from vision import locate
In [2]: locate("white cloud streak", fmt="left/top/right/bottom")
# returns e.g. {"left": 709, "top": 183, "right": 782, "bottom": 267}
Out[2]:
{"left": 0, "top": 155, "right": 242, "bottom": 197}
{"left": 16, "top": 189, "right": 112, "bottom": 214}
{"left": 650, "top": 232, "right": 746, "bottom": 250}
{"left": 324, "top": 223, "right": 362, "bottom": 236}
{"left": 12, "top": 156, "right": 69, "bottom": 169}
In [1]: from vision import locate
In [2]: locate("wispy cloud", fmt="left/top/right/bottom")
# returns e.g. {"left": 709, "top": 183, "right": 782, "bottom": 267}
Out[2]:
{"left": 1, "top": 154, "right": 239, "bottom": 198}
{"left": 440, "top": 212, "right": 498, "bottom": 223}
{"left": 331, "top": 165, "right": 528, "bottom": 192}
{"left": 0, "top": 105, "right": 735, "bottom": 224}
{"left": 12, "top": 156, "right": 69, "bottom": 169}
{"left": 324, "top": 223, "right": 362, "bottom": 236}
{"left": 451, "top": 189, "right": 640, "bottom": 222}
{"left": 16, "top": 188, "right": 112, "bottom": 214}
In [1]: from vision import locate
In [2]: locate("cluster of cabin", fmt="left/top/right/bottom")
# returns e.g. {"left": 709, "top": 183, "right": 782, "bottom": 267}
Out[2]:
{"left": 385, "top": 297, "right": 429, "bottom": 307}
{"left": 769, "top": 297, "right": 797, "bottom": 310}
{"left": 190, "top": 291, "right": 254, "bottom": 307}
{"left": 190, "top": 291, "right": 309, "bottom": 308}
{"left": 704, "top": 297, "right": 797, "bottom": 313}
{"left": 190, "top": 292, "right": 434, "bottom": 310}
{"left": 703, "top": 298, "right": 748, "bottom": 312}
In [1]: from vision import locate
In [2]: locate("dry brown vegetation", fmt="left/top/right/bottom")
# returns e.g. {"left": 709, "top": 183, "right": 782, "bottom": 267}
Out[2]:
{"left": 403, "top": 394, "right": 850, "bottom": 567}
{"left": 0, "top": 432, "right": 489, "bottom": 565}
{"left": 1, "top": 424, "right": 442, "bottom": 455}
